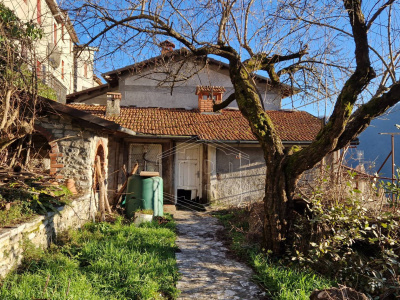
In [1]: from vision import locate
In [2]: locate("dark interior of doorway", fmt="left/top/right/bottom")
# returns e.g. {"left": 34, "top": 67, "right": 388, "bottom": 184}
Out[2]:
{"left": 177, "top": 189, "right": 192, "bottom": 201}
{"left": 176, "top": 189, "right": 206, "bottom": 211}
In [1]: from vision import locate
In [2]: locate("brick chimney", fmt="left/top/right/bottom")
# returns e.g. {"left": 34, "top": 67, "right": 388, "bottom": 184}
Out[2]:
{"left": 195, "top": 86, "right": 226, "bottom": 113}
{"left": 160, "top": 40, "right": 175, "bottom": 55}
{"left": 106, "top": 92, "right": 121, "bottom": 117}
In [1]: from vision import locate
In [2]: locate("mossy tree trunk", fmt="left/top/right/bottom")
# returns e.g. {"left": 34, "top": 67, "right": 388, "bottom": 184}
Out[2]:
{"left": 228, "top": 61, "right": 302, "bottom": 253}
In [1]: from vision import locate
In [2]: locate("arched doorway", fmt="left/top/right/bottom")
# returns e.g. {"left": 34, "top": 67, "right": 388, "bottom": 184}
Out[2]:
{"left": 8, "top": 126, "right": 61, "bottom": 175}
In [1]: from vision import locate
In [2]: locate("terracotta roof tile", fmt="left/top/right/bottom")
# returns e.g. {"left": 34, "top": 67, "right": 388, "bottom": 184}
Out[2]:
{"left": 67, "top": 104, "right": 322, "bottom": 142}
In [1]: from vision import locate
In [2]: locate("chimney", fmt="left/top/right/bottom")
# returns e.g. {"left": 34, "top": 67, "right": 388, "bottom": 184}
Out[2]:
{"left": 160, "top": 40, "right": 175, "bottom": 55}
{"left": 106, "top": 92, "right": 121, "bottom": 117}
{"left": 196, "top": 86, "right": 226, "bottom": 113}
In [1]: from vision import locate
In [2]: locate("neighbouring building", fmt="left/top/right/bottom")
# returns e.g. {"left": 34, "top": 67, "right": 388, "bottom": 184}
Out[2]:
{"left": 3, "top": 0, "right": 100, "bottom": 102}
{"left": 345, "top": 104, "right": 400, "bottom": 179}
{"left": 65, "top": 45, "right": 323, "bottom": 206}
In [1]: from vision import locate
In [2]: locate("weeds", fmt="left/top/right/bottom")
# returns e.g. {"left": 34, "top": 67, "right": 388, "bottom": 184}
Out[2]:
{"left": 214, "top": 208, "right": 334, "bottom": 300}
{"left": 0, "top": 215, "right": 179, "bottom": 299}
{"left": 0, "top": 180, "right": 72, "bottom": 227}
{"left": 290, "top": 167, "right": 400, "bottom": 296}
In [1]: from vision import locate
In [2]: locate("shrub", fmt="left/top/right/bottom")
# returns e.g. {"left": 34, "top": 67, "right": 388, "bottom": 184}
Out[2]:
{"left": 289, "top": 168, "right": 400, "bottom": 296}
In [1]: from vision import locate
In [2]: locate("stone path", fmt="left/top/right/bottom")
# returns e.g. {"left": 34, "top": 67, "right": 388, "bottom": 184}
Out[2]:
{"left": 175, "top": 209, "right": 267, "bottom": 300}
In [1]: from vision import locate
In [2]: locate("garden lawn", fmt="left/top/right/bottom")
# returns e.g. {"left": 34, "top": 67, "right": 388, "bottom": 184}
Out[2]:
{"left": 0, "top": 216, "right": 179, "bottom": 300}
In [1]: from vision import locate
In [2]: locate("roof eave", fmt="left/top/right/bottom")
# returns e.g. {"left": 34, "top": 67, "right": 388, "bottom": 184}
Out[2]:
{"left": 66, "top": 83, "right": 114, "bottom": 103}
{"left": 198, "top": 139, "right": 313, "bottom": 144}
{"left": 41, "top": 98, "right": 120, "bottom": 131}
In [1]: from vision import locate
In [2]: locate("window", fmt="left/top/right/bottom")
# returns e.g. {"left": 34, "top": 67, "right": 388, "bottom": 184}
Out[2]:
{"left": 84, "top": 63, "right": 88, "bottom": 78}
{"left": 37, "top": 0, "right": 41, "bottom": 24}
{"left": 61, "top": 60, "right": 64, "bottom": 80}
{"left": 54, "top": 23, "right": 57, "bottom": 45}
{"left": 42, "top": 65, "right": 46, "bottom": 83}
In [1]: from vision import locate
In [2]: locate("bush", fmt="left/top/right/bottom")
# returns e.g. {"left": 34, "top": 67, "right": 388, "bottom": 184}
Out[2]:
{"left": 0, "top": 181, "right": 72, "bottom": 227}
{"left": 289, "top": 168, "right": 400, "bottom": 296}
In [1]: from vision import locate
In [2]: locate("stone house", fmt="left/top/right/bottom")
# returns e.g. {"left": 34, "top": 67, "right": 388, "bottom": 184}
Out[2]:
{"left": 0, "top": 97, "right": 136, "bottom": 278}
{"left": 64, "top": 47, "right": 323, "bottom": 206}
{"left": 29, "top": 97, "right": 135, "bottom": 198}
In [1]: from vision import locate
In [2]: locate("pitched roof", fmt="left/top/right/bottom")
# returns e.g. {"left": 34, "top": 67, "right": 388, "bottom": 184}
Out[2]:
{"left": 39, "top": 98, "right": 121, "bottom": 132}
{"left": 68, "top": 104, "right": 322, "bottom": 142}
{"left": 100, "top": 52, "right": 297, "bottom": 97}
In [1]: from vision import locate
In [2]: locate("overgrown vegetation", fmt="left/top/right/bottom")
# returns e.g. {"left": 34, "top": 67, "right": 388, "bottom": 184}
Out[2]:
{"left": 0, "top": 3, "right": 42, "bottom": 153}
{"left": 214, "top": 208, "right": 334, "bottom": 300}
{"left": 0, "top": 216, "right": 179, "bottom": 299}
{"left": 0, "top": 3, "right": 56, "bottom": 174}
{"left": 0, "top": 178, "right": 72, "bottom": 227}
{"left": 288, "top": 168, "right": 400, "bottom": 297}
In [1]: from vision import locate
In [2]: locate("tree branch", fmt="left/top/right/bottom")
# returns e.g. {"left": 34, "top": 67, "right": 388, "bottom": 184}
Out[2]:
{"left": 213, "top": 93, "right": 236, "bottom": 111}
{"left": 217, "top": 0, "right": 237, "bottom": 45}
{"left": 244, "top": 48, "right": 308, "bottom": 73}
{"left": 366, "top": 0, "right": 395, "bottom": 31}
{"left": 277, "top": 63, "right": 314, "bottom": 77}
{"left": 286, "top": 0, "right": 376, "bottom": 177}
{"left": 334, "top": 82, "right": 400, "bottom": 151}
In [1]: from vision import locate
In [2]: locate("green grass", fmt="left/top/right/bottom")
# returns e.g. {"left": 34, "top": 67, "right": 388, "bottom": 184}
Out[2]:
{"left": 0, "top": 216, "right": 179, "bottom": 299}
{"left": 214, "top": 210, "right": 335, "bottom": 300}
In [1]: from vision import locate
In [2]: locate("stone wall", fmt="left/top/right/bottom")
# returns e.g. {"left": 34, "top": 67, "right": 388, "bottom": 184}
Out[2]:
{"left": 36, "top": 113, "right": 109, "bottom": 193}
{"left": 210, "top": 145, "right": 266, "bottom": 206}
{"left": 0, "top": 195, "right": 95, "bottom": 278}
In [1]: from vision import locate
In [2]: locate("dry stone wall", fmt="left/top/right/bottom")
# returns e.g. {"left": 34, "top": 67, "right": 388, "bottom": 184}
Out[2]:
{"left": 0, "top": 111, "right": 110, "bottom": 277}
{"left": 0, "top": 195, "right": 95, "bottom": 278}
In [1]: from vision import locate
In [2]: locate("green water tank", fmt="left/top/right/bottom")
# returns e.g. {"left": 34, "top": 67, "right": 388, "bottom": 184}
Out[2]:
{"left": 125, "top": 175, "right": 163, "bottom": 218}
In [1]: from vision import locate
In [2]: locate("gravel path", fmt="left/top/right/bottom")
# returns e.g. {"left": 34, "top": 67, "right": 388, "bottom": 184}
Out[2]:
{"left": 175, "top": 209, "right": 267, "bottom": 300}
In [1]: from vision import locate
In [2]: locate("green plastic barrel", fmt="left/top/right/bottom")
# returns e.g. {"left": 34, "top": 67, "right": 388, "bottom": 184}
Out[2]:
{"left": 125, "top": 175, "right": 163, "bottom": 218}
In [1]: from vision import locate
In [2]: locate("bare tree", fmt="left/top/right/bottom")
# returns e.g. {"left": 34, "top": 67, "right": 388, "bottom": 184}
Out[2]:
{"left": 67, "top": 0, "right": 400, "bottom": 254}
{"left": 0, "top": 4, "right": 43, "bottom": 156}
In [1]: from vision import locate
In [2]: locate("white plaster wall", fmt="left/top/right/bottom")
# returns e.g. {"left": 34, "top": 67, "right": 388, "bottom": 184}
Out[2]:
{"left": 3, "top": 0, "right": 98, "bottom": 95}
{"left": 119, "top": 60, "right": 282, "bottom": 109}
{"left": 210, "top": 145, "right": 266, "bottom": 205}
{"left": 74, "top": 47, "right": 99, "bottom": 92}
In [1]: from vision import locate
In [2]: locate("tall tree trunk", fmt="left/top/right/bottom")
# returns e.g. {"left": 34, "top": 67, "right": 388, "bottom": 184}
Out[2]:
{"left": 263, "top": 162, "right": 289, "bottom": 254}
{"left": 262, "top": 156, "right": 299, "bottom": 254}
{"left": 228, "top": 61, "right": 293, "bottom": 254}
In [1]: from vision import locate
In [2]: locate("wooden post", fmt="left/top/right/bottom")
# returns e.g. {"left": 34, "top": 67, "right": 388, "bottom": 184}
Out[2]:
{"left": 95, "top": 156, "right": 105, "bottom": 221}
{"left": 103, "top": 183, "right": 112, "bottom": 214}
{"left": 113, "top": 162, "right": 139, "bottom": 207}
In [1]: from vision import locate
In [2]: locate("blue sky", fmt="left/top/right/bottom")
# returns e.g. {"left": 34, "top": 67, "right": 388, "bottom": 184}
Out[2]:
{"left": 67, "top": 0, "right": 398, "bottom": 119}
